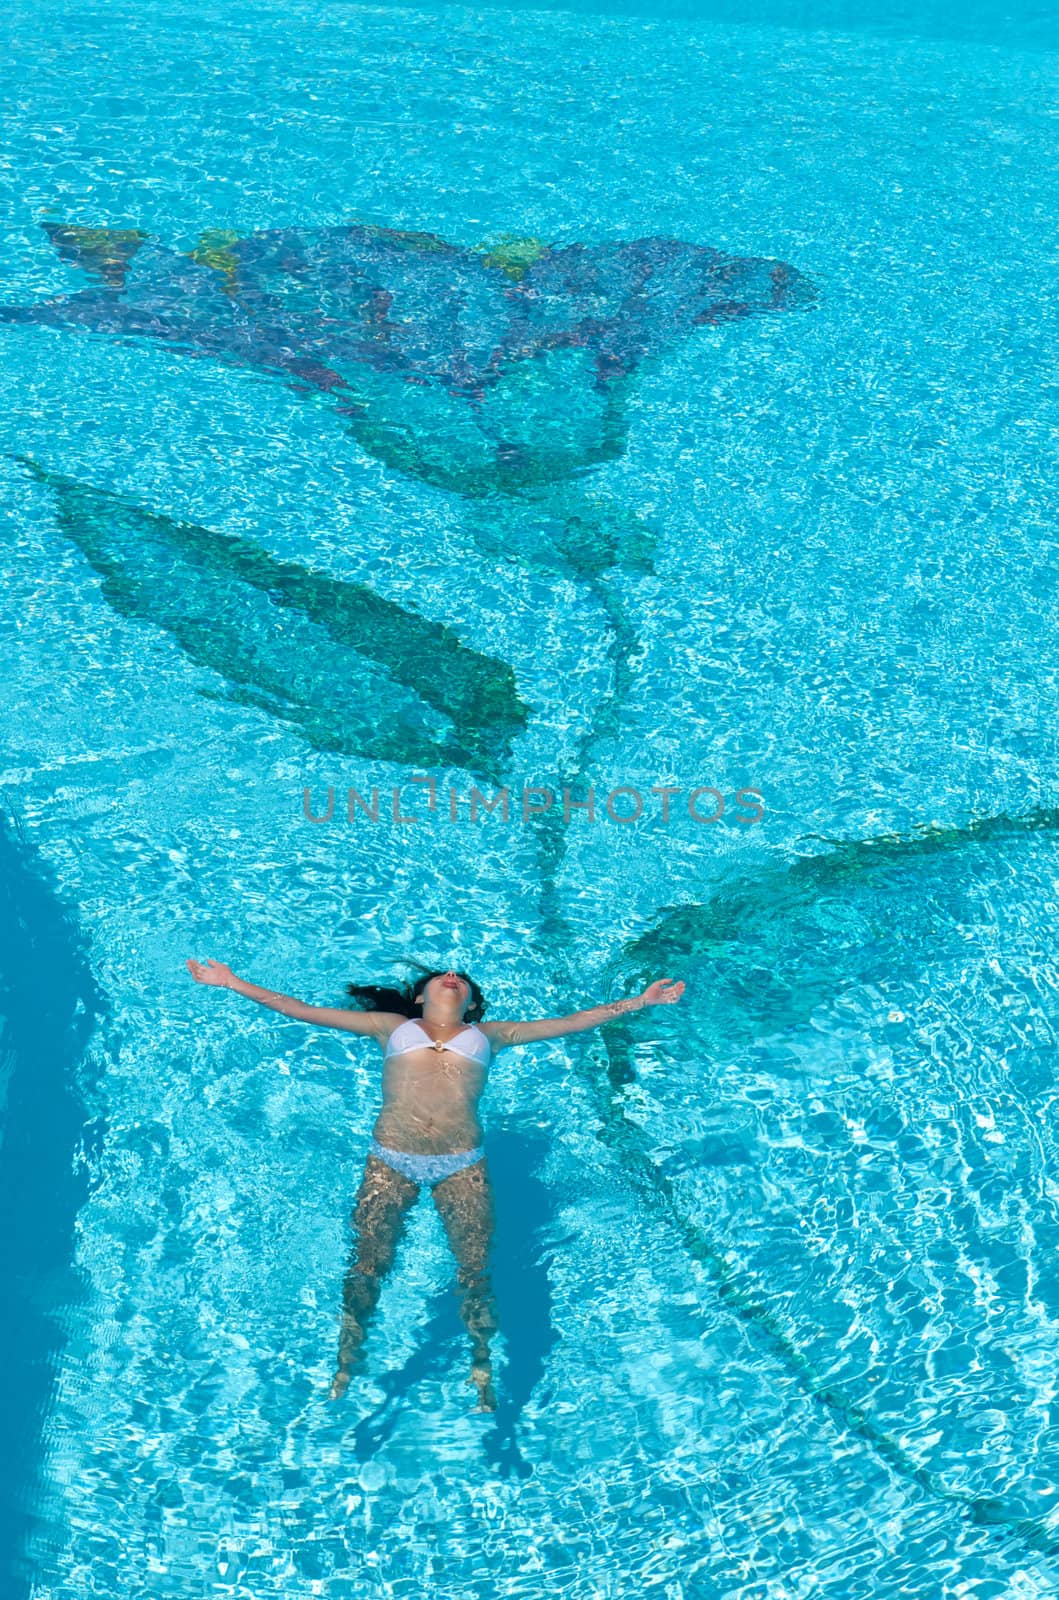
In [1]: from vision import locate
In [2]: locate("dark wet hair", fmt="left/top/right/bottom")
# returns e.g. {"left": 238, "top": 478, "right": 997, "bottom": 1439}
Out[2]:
{"left": 344, "top": 958, "right": 487, "bottom": 1023}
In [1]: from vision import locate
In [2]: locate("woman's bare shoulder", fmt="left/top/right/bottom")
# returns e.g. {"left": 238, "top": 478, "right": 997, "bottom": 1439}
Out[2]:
{"left": 304, "top": 1006, "right": 410, "bottom": 1039}
{"left": 478, "top": 1019, "right": 515, "bottom": 1053}
{"left": 373, "top": 1011, "right": 414, "bottom": 1043}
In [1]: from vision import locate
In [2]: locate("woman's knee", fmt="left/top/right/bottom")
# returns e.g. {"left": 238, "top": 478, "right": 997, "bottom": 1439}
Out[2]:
{"left": 343, "top": 1263, "right": 384, "bottom": 1313}
{"left": 452, "top": 1230, "right": 494, "bottom": 1278}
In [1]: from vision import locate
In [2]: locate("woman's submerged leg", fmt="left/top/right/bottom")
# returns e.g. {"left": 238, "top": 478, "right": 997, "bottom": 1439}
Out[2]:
{"left": 329, "top": 1152, "right": 420, "bottom": 1400}
{"left": 431, "top": 1159, "right": 500, "bottom": 1412}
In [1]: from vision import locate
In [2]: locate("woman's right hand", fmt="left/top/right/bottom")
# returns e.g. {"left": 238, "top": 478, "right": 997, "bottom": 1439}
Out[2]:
{"left": 186, "top": 957, "right": 235, "bottom": 989}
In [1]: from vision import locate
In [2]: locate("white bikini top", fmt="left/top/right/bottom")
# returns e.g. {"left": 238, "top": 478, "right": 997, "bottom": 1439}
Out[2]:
{"left": 383, "top": 1017, "right": 492, "bottom": 1065}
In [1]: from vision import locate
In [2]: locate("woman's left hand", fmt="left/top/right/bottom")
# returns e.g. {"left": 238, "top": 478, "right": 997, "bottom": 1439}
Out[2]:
{"left": 641, "top": 977, "right": 685, "bottom": 1006}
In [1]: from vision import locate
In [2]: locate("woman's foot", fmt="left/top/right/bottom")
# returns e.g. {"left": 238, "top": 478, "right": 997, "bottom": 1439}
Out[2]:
{"left": 328, "top": 1365, "right": 353, "bottom": 1401}
{"left": 467, "top": 1360, "right": 497, "bottom": 1412}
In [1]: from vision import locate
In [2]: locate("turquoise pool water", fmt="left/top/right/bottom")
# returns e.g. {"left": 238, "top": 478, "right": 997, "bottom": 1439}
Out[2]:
{"left": 2, "top": 0, "right": 1059, "bottom": 1594}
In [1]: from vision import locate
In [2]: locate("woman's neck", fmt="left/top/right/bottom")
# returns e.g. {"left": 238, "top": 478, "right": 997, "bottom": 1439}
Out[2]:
{"left": 419, "top": 1007, "right": 467, "bottom": 1031}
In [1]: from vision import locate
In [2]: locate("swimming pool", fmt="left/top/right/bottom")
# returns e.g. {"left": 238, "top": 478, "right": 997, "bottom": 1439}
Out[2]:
{"left": 2, "top": 0, "right": 1058, "bottom": 1593}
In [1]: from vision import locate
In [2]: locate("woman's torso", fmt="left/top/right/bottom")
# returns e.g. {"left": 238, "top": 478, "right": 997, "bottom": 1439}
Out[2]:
{"left": 371, "top": 1018, "right": 492, "bottom": 1154}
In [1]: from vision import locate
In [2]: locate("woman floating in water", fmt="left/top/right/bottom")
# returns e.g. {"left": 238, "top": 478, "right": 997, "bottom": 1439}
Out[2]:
{"left": 185, "top": 955, "right": 685, "bottom": 1410}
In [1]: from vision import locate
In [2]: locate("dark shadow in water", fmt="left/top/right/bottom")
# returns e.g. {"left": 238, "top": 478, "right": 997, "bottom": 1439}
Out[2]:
{"left": 17, "top": 459, "right": 528, "bottom": 784}
{"left": 587, "top": 805, "right": 1059, "bottom": 1566}
{"left": 347, "top": 1123, "right": 563, "bottom": 1479}
{"left": 4, "top": 224, "right": 816, "bottom": 500}
{"left": 0, "top": 808, "right": 108, "bottom": 1599}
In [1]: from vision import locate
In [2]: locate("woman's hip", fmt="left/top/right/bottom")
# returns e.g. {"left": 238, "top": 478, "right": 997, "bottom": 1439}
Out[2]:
{"left": 369, "top": 1139, "right": 485, "bottom": 1188}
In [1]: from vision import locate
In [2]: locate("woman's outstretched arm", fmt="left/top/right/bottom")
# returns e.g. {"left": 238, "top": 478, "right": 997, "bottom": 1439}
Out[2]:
{"left": 482, "top": 977, "right": 685, "bottom": 1052}
{"left": 185, "top": 957, "right": 401, "bottom": 1038}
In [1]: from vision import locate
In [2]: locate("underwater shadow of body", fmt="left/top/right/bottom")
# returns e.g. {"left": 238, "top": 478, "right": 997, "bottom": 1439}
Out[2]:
{"left": 347, "top": 1123, "right": 564, "bottom": 1480}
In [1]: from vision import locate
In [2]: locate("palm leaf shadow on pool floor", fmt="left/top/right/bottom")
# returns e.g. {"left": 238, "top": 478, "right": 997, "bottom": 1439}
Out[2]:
{"left": 3, "top": 221, "right": 817, "bottom": 503}
{"left": 15, "top": 458, "right": 529, "bottom": 784}
{"left": 343, "top": 1124, "right": 565, "bottom": 1479}
{"left": 580, "top": 805, "right": 1059, "bottom": 1564}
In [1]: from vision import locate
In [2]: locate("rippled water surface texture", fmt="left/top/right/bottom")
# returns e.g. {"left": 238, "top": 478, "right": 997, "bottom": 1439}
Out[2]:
{"left": 2, "top": 0, "right": 1058, "bottom": 1594}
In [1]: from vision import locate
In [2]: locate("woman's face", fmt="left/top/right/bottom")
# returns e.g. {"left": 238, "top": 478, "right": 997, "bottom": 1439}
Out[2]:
{"left": 418, "top": 972, "right": 472, "bottom": 1014}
